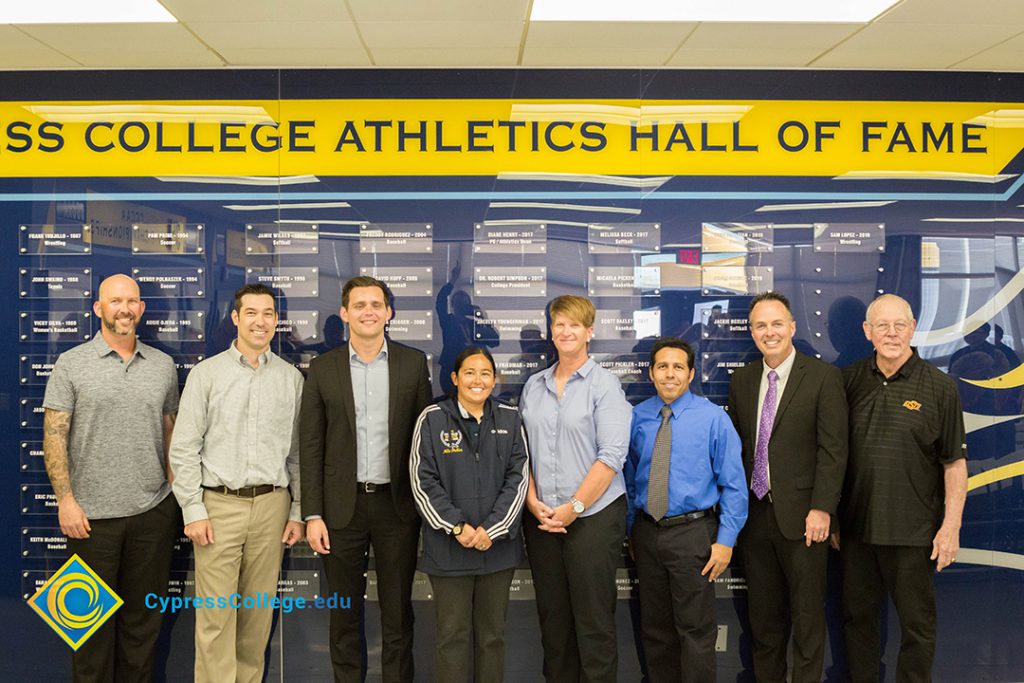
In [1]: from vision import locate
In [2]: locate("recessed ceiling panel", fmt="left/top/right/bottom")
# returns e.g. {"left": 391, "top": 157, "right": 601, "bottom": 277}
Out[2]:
{"left": 522, "top": 46, "right": 676, "bottom": 66}
{"left": 359, "top": 21, "right": 523, "bottom": 49}
{"left": 372, "top": 47, "right": 520, "bottom": 67}
{"left": 526, "top": 21, "right": 696, "bottom": 49}
{"left": 160, "top": 0, "right": 349, "bottom": 23}
{"left": 349, "top": 0, "right": 530, "bottom": 23}
{"left": 189, "top": 20, "right": 361, "bottom": 50}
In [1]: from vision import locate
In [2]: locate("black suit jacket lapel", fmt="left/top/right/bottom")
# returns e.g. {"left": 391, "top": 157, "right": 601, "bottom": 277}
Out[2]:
{"left": 746, "top": 363, "right": 760, "bottom": 452}
{"left": 388, "top": 344, "right": 401, "bottom": 435}
{"left": 334, "top": 347, "right": 357, "bottom": 438}
{"left": 772, "top": 353, "right": 806, "bottom": 430}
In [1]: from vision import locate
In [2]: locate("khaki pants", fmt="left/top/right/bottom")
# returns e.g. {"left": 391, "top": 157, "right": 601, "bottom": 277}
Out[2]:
{"left": 193, "top": 487, "right": 290, "bottom": 683}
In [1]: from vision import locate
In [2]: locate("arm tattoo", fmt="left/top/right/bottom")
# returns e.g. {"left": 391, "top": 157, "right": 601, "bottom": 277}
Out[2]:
{"left": 43, "top": 409, "right": 74, "bottom": 499}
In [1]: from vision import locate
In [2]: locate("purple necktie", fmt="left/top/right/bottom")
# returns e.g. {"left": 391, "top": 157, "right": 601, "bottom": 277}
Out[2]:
{"left": 752, "top": 369, "right": 778, "bottom": 500}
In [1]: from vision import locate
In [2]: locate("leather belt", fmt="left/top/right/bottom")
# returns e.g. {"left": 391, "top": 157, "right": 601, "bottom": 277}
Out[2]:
{"left": 357, "top": 482, "right": 389, "bottom": 494}
{"left": 644, "top": 508, "right": 714, "bottom": 528}
{"left": 203, "top": 484, "right": 278, "bottom": 498}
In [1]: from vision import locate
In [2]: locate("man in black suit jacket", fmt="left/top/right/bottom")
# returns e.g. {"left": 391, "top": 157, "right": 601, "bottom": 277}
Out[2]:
{"left": 727, "top": 291, "right": 848, "bottom": 683}
{"left": 300, "top": 276, "right": 432, "bottom": 682}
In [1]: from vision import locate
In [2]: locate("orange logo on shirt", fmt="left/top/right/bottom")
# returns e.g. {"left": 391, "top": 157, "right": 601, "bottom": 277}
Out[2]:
{"left": 902, "top": 400, "right": 922, "bottom": 411}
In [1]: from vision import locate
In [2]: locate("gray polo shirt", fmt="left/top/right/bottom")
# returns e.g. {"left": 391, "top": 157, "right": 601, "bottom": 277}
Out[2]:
{"left": 43, "top": 334, "right": 179, "bottom": 519}
{"left": 170, "top": 342, "right": 304, "bottom": 525}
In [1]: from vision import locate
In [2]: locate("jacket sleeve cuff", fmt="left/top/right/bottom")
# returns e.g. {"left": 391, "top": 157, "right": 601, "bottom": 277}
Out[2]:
{"left": 810, "top": 495, "right": 838, "bottom": 515}
{"left": 445, "top": 508, "right": 467, "bottom": 532}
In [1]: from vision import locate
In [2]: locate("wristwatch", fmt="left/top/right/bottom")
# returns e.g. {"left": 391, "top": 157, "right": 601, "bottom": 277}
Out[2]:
{"left": 570, "top": 497, "right": 586, "bottom": 514}
{"left": 452, "top": 522, "right": 465, "bottom": 537}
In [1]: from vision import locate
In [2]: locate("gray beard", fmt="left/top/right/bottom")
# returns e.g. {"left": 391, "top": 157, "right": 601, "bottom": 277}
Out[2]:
{"left": 103, "top": 317, "right": 135, "bottom": 336}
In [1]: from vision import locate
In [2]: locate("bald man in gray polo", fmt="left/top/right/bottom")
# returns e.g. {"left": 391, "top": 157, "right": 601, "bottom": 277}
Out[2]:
{"left": 43, "top": 274, "right": 180, "bottom": 682}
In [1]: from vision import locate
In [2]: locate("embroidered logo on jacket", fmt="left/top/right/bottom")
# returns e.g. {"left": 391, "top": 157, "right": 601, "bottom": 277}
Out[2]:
{"left": 440, "top": 429, "right": 464, "bottom": 454}
{"left": 902, "top": 400, "right": 922, "bottom": 412}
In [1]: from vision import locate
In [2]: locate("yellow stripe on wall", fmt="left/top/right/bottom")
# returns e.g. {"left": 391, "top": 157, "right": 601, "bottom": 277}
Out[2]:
{"left": 1, "top": 99, "right": 1022, "bottom": 177}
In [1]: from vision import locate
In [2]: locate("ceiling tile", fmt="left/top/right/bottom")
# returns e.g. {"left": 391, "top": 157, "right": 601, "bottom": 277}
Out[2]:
{"left": 683, "top": 22, "right": 861, "bottom": 50}
{"left": 667, "top": 47, "right": 825, "bottom": 67}
{"left": 68, "top": 49, "right": 223, "bottom": 68}
{"left": 522, "top": 47, "right": 676, "bottom": 67}
{"left": 189, "top": 21, "right": 360, "bottom": 50}
{"left": 0, "top": 25, "right": 56, "bottom": 50}
{"left": 359, "top": 21, "right": 523, "bottom": 49}
{"left": 831, "top": 22, "right": 1019, "bottom": 50}
{"left": 953, "top": 32, "right": 1024, "bottom": 70}
{"left": 220, "top": 48, "right": 372, "bottom": 67}
{"left": 527, "top": 21, "right": 696, "bottom": 49}
{"left": 0, "top": 50, "right": 80, "bottom": 68}
{"left": 952, "top": 53, "right": 1024, "bottom": 71}
{"left": 162, "top": 0, "right": 349, "bottom": 23}
{"left": 349, "top": 0, "right": 529, "bottom": 23}
{"left": 18, "top": 22, "right": 208, "bottom": 53}
{"left": 371, "top": 47, "right": 519, "bottom": 66}
{"left": 879, "top": 0, "right": 1024, "bottom": 25}
{"left": 1, "top": 1, "right": 1023, "bottom": 72}
{"left": 813, "top": 48, "right": 968, "bottom": 69}
{"left": 0, "top": 27, "right": 80, "bottom": 67}
{"left": 812, "top": 22, "right": 1023, "bottom": 67}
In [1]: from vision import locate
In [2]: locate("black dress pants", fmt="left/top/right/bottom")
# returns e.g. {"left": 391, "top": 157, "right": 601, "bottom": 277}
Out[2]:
{"left": 66, "top": 493, "right": 178, "bottom": 683}
{"left": 524, "top": 495, "right": 626, "bottom": 683}
{"left": 322, "top": 490, "right": 420, "bottom": 683}
{"left": 739, "top": 495, "right": 828, "bottom": 683}
{"left": 632, "top": 513, "right": 719, "bottom": 683}
{"left": 841, "top": 537, "right": 937, "bottom": 683}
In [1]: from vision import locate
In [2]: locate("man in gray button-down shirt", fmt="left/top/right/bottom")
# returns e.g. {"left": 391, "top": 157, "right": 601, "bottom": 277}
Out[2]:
{"left": 170, "top": 283, "right": 304, "bottom": 683}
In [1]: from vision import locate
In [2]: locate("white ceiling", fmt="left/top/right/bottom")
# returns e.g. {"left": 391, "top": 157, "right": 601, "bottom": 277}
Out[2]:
{"left": 1, "top": 0, "right": 1024, "bottom": 71}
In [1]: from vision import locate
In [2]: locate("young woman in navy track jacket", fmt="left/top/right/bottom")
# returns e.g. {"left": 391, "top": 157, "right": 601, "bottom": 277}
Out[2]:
{"left": 410, "top": 345, "right": 530, "bottom": 682}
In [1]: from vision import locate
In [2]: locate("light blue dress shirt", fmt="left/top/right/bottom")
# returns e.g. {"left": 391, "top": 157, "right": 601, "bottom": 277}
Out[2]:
{"left": 520, "top": 358, "right": 631, "bottom": 517}
{"left": 351, "top": 341, "right": 391, "bottom": 483}
{"left": 625, "top": 390, "right": 748, "bottom": 546}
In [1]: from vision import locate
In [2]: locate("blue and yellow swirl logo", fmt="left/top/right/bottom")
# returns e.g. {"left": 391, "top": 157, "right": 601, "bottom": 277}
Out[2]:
{"left": 27, "top": 554, "right": 122, "bottom": 650}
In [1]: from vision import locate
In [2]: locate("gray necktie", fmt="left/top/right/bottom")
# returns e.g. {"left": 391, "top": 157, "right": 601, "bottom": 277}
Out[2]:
{"left": 647, "top": 404, "right": 673, "bottom": 521}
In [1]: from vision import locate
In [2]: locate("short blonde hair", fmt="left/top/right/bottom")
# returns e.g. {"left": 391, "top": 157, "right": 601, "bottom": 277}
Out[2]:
{"left": 549, "top": 295, "right": 596, "bottom": 328}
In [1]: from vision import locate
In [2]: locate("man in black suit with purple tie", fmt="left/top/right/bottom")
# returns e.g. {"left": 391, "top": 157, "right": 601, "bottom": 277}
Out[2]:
{"left": 727, "top": 291, "right": 849, "bottom": 683}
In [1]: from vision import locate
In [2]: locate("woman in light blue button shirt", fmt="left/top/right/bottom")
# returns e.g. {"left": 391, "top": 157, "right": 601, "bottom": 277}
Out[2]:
{"left": 520, "top": 295, "right": 632, "bottom": 683}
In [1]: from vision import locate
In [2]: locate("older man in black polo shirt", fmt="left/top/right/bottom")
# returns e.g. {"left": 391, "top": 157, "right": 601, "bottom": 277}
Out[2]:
{"left": 835, "top": 293, "right": 968, "bottom": 683}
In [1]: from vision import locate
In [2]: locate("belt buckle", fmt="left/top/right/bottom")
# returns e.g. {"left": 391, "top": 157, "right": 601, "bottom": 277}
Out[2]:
{"left": 362, "top": 482, "right": 377, "bottom": 493}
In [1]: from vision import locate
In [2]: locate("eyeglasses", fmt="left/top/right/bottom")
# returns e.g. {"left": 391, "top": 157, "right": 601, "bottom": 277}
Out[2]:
{"left": 871, "top": 321, "right": 910, "bottom": 334}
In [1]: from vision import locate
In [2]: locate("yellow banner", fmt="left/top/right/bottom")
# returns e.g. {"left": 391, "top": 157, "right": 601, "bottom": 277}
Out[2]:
{"left": 1, "top": 99, "right": 1022, "bottom": 177}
